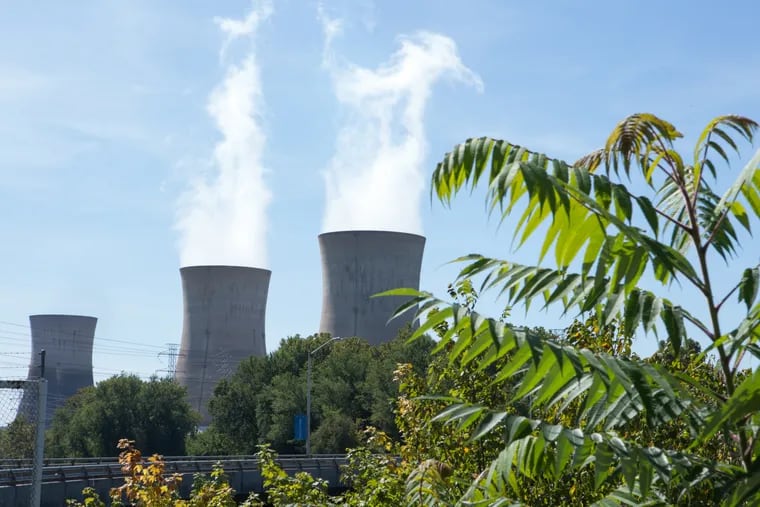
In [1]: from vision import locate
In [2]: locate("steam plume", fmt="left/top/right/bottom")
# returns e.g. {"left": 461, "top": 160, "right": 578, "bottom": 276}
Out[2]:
{"left": 319, "top": 10, "right": 482, "bottom": 234}
{"left": 176, "top": 1, "right": 272, "bottom": 267}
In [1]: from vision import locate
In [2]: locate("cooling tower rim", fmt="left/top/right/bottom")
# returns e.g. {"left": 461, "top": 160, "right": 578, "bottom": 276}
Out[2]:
{"left": 29, "top": 314, "right": 97, "bottom": 321}
{"left": 319, "top": 230, "right": 426, "bottom": 241}
{"left": 180, "top": 265, "right": 272, "bottom": 275}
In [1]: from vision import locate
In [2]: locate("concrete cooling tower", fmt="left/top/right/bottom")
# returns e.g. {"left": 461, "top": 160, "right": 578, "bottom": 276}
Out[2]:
{"left": 174, "top": 265, "right": 270, "bottom": 425}
{"left": 25, "top": 314, "right": 97, "bottom": 425}
{"left": 319, "top": 230, "right": 425, "bottom": 345}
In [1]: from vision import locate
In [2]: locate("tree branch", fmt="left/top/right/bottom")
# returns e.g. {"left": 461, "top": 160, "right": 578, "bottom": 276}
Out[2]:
{"left": 681, "top": 311, "right": 713, "bottom": 340}
{"left": 717, "top": 281, "right": 742, "bottom": 312}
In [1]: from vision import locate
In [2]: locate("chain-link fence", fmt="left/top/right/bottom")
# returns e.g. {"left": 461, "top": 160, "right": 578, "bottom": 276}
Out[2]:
{"left": 0, "top": 378, "right": 47, "bottom": 507}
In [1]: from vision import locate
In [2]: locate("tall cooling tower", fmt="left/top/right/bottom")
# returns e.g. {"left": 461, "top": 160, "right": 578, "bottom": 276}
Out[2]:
{"left": 174, "top": 265, "right": 270, "bottom": 425}
{"left": 25, "top": 314, "right": 97, "bottom": 425}
{"left": 319, "top": 230, "right": 425, "bottom": 345}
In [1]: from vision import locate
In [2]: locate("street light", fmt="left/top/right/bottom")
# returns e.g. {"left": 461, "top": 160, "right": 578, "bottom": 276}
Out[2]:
{"left": 306, "top": 336, "right": 342, "bottom": 456}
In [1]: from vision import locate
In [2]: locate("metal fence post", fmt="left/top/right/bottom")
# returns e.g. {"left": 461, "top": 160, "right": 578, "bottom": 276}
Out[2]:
{"left": 30, "top": 379, "right": 47, "bottom": 507}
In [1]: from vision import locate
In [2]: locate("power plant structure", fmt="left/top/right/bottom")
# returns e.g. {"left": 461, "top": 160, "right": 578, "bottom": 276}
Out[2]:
{"left": 24, "top": 314, "right": 97, "bottom": 426}
{"left": 174, "top": 265, "right": 270, "bottom": 425}
{"left": 7, "top": 233, "right": 426, "bottom": 426}
{"left": 318, "top": 230, "right": 425, "bottom": 345}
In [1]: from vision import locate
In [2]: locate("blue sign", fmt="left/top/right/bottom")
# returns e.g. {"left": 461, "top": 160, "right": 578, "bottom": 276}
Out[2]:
{"left": 294, "top": 414, "right": 307, "bottom": 441}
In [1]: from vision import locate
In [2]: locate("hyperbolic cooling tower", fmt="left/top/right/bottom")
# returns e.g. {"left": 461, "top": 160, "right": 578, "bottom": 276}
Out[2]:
{"left": 174, "top": 265, "right": 270, "bottom": 425}
{"left": 25, "top": 314, "right": 97, "bottom": 425}
{"left": 319, "top": 230, "right": 425, "bottom": 345}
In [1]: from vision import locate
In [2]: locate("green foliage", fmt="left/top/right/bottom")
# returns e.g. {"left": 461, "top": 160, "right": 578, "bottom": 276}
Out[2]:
{"left": 249, "top": 444, "right": 337, "bottom": 506}
{"left": 0, "top": 415, "right": 35, "bottom": 459}
{"left": 67, "top": 439, "right": 258, "bottom": 507}
{"left": 310, "top": 410, "right": 358, "bottom": 454}
{"left": 395, "top": 112, "right": 760, "bottom": 504}
{"left": 341, "top": 429, "right": 408, "bottom": 506}
{"left": 197, "top": 331, "right": 435, "bottom": 455}
{"left": 66, "top": 488, "right": 106, "bottom": 507}
{"left": 185, "top": 466, "right": 238, "bottom": 507}
{"left": 257, "top": 370, "right": 305, "bottom": 453}
{"left": 48, "top": 375, "right": 198, "bottom": 457}
{"left": 364, "top": 313, "right": 730, "bottom": 505}
{"left": 184, "top": 427, "right": 235, "bottom": 457}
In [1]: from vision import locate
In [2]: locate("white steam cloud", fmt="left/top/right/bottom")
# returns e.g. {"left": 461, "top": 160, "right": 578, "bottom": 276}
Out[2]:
{"left": 319, "top": 9, "right": 482, "bottom": 234}
{"left": 176, "top": 1, "right": 272, "bottom": 267}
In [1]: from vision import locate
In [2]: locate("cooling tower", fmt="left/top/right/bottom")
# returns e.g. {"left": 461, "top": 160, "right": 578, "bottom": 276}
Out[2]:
{"left": 319, "top": 230, "right": 425, "bottom": 345}
{"left": 174, "top": 265, "right": 270, "bottom": 425}
{"left": 25, "top": 314, "right": 97, "bottom": 425}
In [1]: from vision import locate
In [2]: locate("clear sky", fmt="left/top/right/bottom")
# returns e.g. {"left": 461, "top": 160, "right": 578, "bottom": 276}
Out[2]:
{"left": 1, "top": 0, "right": 759, "bottom": 383}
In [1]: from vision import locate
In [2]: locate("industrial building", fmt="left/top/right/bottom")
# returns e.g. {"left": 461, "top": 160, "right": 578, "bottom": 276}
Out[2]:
{"left": 174, "top": 265, "right": 270, "bottom": 425}
{"left": 318, "top": 230, "right": 425, "bottom": 345}
{"left": 12, "top": 233, "right": 427, "bottom": 426}
{"left": 24, "top": 314, "right": 97, "bottom": 426}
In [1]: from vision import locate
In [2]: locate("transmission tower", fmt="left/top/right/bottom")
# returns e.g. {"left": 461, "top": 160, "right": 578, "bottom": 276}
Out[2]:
{"left": 157, "top": 343, "right": 179, "bottom": 379}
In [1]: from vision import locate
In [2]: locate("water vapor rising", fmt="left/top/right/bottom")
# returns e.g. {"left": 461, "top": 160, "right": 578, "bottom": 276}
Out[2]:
{"left": 176, "top": 1, "right": 272, "bottom": 267}
{"left": 319, "top": 12, "right": 482, "bottom": 234}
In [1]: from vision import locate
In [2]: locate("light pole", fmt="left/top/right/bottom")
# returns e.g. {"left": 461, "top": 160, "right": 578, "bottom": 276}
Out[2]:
{"left": 306, "top": 336, "right": 342, "bottom": 456}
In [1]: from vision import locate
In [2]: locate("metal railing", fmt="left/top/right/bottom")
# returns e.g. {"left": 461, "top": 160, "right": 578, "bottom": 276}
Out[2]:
{"left": 0, "top": 454, "right": 346, "bottom": 470}
{"left": 0, "top": 455, "right": 347, "bottom": 487}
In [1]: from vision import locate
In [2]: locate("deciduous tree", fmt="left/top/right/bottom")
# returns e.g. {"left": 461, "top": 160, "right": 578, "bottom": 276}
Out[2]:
{"left": 48, "top": 375, "right": 197, "bottom": 457}
{"left": 395, "top": 113, "right": 760, "bottom": 504}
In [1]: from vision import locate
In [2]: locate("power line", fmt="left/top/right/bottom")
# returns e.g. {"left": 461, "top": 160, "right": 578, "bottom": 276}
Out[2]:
{"left": 0, "top": 320, "right": 169, "bottom": 350}
{"left": 0, "top": 332, "right": 181, "bottom": 358}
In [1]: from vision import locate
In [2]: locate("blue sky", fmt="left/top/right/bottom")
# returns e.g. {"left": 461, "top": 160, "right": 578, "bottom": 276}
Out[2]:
{"left": 1, "top": 0, "right": 759, "bottom": 382}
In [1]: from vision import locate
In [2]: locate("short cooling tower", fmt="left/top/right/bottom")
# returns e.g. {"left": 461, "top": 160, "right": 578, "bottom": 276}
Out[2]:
{"left": 319, "top": 230, "right": 425, "bottom": 345}
{"left": 25, "top": 314, "right": 97, "bottom": 425}
{"left": 174, "top": 265, "right": 270, "bottom": 425}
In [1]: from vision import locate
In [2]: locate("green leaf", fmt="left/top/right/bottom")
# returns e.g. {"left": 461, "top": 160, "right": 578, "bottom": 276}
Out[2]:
{"left": 634, "top": 195, "right": 659, "bottom": 236}
{"left": 555, "top": 431, "right": 575, "bottom": 477}
{"left": 612, "top": 183, "right": 633, "bottom": 220}
{"left": 594, "top": 443, "right": 615, "bottom": 489}
{"left": 697, "top": 368, "right": 760, "bottom": 445}
{"left": 542, "top": 423, "right": 563, "bottom": 442}
{"left": 471, "top": 411, "right": 508, "bottom": 441}
{"left": 660, "top": 304, "right": 685, "bottom": 355}
{"left": 716, "top": 147, "right": 760, "bottom": 219}
{"left": 738, "top": 267, "right": 760, "bottom": 311}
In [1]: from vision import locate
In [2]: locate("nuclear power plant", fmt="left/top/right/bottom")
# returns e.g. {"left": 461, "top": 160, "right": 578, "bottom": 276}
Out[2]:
{"left": 319, "top": 230, "right": 426, "bottom": 345}
{"left": 174, "top": 265, "right": 270, "bottom": 424}
{"left": 9, "top": 234, "right": 428, "bottom": 426}
{"left": 24, "top": 314, "right": 97, "bottom": 425}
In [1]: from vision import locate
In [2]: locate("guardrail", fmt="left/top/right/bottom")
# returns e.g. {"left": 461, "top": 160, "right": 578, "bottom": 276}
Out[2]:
{"left": 0, "top": 455, "right": 347, "bottom": 487}
{"left": 0, "top": 456, "right": 348, "bottom": 507}
{"left": 0, "top": 454, "right": 348, "bottom": 468}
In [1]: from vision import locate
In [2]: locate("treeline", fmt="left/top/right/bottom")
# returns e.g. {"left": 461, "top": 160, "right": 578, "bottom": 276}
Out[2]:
{"left": 46, "top": 375, "right": 197, "bottom": 457}
{"left": 0, "top": 330, "right": 434, "bottom": 458}
{"left": 188, "top": 332, "right": 434, "bottom": 455}
{"left": 1, "top": 316, "right": 733, "bottom": 505}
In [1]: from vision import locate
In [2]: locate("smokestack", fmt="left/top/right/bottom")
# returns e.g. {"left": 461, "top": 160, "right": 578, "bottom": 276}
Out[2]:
{"left": 319, "top": 230, "right": 425, "bottom": 345}
{"left": 25, "top": 314, "right": 97, "bottom": 425}
{"left": 174, "top": 265, "right": 270, "bottom": 425}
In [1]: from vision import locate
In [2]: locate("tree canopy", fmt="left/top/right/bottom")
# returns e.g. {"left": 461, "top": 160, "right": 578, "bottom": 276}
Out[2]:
{"left": 188, "top": 331, "right": 435, "bottom": 455}
{"left": 47, "top": 374, "right": 198, "bottom": 457}
{"left": 0, "top": 416, "right": 35, "bottom": 459}
{"left": 389, "top": 113, "right": 760, "bottom": 504}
